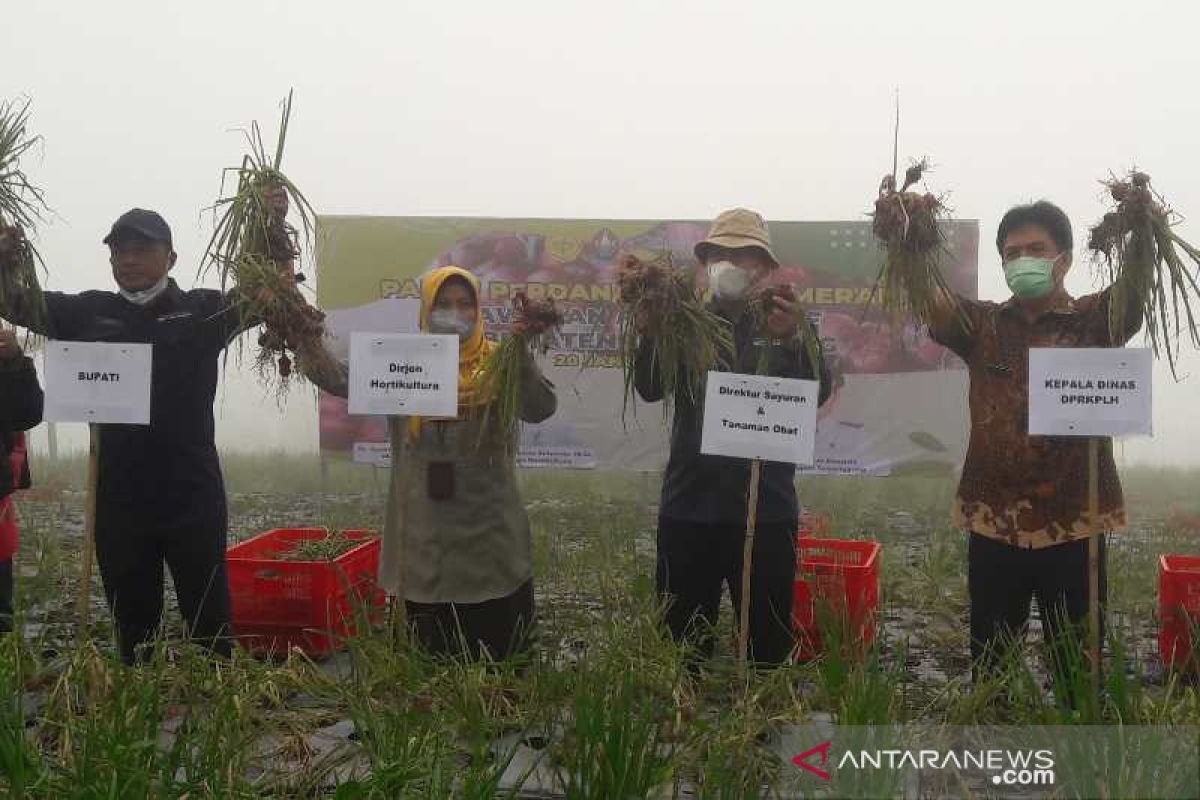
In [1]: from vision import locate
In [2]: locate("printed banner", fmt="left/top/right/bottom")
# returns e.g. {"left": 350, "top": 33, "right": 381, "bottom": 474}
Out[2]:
{"left": 315, "top": 217, "right": 979, "bottom": 475}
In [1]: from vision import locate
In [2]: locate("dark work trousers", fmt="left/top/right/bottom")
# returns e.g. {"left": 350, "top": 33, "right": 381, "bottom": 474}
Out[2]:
{"left": 95, "top": 515, "right": 233, "bottom": 665}
{"left": 968, "top": 532, "right": 1107, "bottom": 691}
{"left": 0, "top": 558, "right": 12, "bottom": 634}
{"left": 406, "top": 579, "right": 535, "bottom": 662}
{"left": 656, "top": 516, "right": 797, "bottom": 666}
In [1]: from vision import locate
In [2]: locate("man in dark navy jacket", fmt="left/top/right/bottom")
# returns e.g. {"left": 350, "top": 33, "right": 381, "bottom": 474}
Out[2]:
{"left": 3, "top": 209, "right": 245, "bottom": 663}
{"left": 635, "top": 209, "right": 832, "bottom": 666}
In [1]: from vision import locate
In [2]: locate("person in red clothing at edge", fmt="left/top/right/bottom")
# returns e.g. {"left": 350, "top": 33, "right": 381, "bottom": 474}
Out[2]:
{"left": 918, "top": 201, "right": 1142, "bottom": 702}
{"left": 0, "top": 328, "right": 45, "bottom": 634}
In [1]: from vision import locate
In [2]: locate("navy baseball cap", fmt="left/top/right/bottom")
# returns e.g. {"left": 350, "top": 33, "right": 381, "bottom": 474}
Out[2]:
{"left": 102, "top": 208, "right": 173, "bottom": 248}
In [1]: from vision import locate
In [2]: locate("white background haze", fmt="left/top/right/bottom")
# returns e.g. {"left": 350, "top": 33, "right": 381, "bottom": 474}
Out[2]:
{"left": 6, "top": 0, "right": 1198, "bottom": 465}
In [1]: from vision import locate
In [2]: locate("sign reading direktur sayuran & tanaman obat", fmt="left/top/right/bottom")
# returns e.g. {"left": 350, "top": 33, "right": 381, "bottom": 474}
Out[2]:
{"left": 700, "top": 372, "right": 819, "bottom": 465}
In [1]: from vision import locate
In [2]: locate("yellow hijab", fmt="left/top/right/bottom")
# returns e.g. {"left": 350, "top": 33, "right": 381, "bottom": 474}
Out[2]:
{"left": 406, "top": 266, "right": 497, "bottom": 442}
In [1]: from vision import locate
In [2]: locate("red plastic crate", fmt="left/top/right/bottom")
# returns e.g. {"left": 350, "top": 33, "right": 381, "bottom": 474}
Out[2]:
{"left": 792, "top": 535, "right": 881, "bottom": 661}
{"left": 226, "top": 528, "right": 385, "bottom": 658}
{"left": 1159, "top": 554, "right": 1200, "bottom": 671}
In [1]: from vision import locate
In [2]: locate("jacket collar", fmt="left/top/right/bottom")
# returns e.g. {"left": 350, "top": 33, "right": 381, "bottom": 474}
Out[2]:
{"left": 999, "top": 291, "right": 1077, "bottom": 322}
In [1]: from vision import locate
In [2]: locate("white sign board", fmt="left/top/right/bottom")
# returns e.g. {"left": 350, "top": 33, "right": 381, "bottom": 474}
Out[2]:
{"left": 353, "top": 441, "right": 392, "bottom": 466}
{"left": 348, "top": 333, "right": 459, "bottom": 417}
{"left": 1028, "top": 347, "right": 1152, "bottom": 436}
{"left": 324, "top": 298, "right": 421, "bottom": 362}
{"left": 44, "top": 341, "right": 153, "bottom": 424}
{"left": 700, "top": 372, "right": 819, "bottom": 465}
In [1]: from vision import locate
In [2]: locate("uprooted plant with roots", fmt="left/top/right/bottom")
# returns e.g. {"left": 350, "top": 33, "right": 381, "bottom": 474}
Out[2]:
{"left": 0, "top": 98, "right": 48, "bottom": 336}
{"left": 203, "top": 90, "right": 329, "bottom": 393}
{"left": 617, "top": 252, "right": 732, "bottom": 421}
{"left": 868, "top": 158, "right": 970, "bottom": 332}
{"left": 746, "top": 283, "right": 824, "bottom": 377}
{"left": 478, "top": 290, "right": 563, "bottom": 444}
{"left": 1088, "top": 170, "right": 1200, "bottom": 378}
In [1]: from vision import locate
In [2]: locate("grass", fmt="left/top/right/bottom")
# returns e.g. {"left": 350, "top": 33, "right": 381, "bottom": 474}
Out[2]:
{"left": 277, "top": 531, "right": 365, "bottom": 562}
{"left": 2, "top": 455, "right": 1199, "bottom": 796}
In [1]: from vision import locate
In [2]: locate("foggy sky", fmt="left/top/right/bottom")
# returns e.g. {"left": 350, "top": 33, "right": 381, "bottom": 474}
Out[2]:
{"left": 6, "top": 0, "right": 1199, "bottom": 465}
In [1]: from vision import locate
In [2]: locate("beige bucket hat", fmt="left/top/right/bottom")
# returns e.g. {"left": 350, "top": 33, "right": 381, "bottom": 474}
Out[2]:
{"left": 693, "top": 208, "right": 780, "bottom": 269}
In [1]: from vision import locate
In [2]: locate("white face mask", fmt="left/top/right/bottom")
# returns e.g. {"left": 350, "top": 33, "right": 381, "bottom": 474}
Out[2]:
{"left": 428, "top": 308, "right": 473, "bottom": 338}
{"left": 119, "top": 274, "right": 170, "bottom": 307}
{"left": 707, "top": 260, "right": 752, "bottom": 301}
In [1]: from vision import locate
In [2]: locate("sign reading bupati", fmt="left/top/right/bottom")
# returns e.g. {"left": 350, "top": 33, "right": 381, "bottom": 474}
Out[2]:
{"left": 700, "top": 372, "right": 819, "bottom": 465}
{"left": 1028, "top": 347, "right": 1152, "bottom": 436}
{"left": 44, "top": 341, "right": 153, "bottom": 424}
{"left": 348, "top": 333, "right": 459, "bottom": 417}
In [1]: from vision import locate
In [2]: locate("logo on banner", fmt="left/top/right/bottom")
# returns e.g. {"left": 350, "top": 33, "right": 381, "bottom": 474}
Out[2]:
{"left": 546, "top": 236, "right": 581, "bottom": 263}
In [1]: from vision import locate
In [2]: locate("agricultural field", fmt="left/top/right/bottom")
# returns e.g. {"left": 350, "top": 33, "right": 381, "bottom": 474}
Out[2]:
{"left": 2, "top": 454, "right": 1199, "bottom": 798}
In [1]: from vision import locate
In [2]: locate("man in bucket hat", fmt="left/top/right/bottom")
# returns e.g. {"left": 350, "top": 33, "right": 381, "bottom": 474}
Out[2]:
{"left": 634, "top": 208, "right": 832, "bottom": 666}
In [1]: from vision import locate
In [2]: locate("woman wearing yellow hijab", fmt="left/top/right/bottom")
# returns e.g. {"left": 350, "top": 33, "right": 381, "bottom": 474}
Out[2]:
{"left": 300, "top": 266, "right": 556, "bottom": 660}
